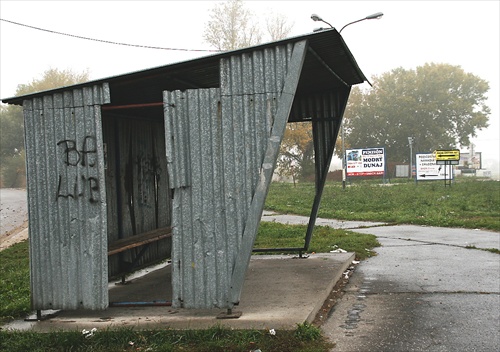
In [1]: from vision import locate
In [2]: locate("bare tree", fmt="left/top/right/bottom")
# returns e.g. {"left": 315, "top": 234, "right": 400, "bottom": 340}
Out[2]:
{"left": 266, "top": 12, "right": 294, "bottom": 41}
{"left": 203, "top": 0, "right": 262, "bottom": 51}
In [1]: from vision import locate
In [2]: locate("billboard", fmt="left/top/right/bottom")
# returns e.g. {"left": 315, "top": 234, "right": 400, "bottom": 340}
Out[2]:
{"left": 416, "top": 153, "right": 453, "bottom": 181}
{"left": 459, "top": 152, "right": 482, "bottom": 169}
{"left": 346, "top": 148, "right": 385, "bottom": 177}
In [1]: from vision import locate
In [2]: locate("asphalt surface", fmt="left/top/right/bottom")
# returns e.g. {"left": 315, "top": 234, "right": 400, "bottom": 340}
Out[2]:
{"left": 322, "top": 225, "right": 500, "bottom": 352}
{"left": 0, "top": 188, "right": 28, "bottom": 234}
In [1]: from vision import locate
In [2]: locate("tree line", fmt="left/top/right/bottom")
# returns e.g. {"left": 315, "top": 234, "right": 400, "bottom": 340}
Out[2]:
{"left": 0, "top": 0, "right": 490, "bottom": 187}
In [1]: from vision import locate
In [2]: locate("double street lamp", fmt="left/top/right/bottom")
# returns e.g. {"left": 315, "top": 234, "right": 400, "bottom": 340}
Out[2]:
{"left": 311, "top": 12, "right": 383, "bottom": 33}
{"left": 311, "top": 12, "right": 384, "bottom": 189}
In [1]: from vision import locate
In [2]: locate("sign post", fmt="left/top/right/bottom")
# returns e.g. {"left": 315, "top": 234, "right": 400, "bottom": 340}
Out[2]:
{"left": 434, "top": 149, "right": 460, "bottom": 186}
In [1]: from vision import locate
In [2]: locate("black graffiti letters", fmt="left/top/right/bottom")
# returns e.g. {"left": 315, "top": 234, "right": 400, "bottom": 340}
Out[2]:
{"left": 56, "top": 175, "right": 100, "bottom": 203}
{"left": 57, "top": 136, "right": 97, "bottom": 167}
{"left": 56, "top": 136, "right": 99, "bottom": 203}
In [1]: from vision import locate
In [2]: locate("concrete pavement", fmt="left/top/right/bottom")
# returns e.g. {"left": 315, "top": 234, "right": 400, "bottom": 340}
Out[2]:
{"left": 354, "top": 224, "right": 500, "bottom": 250}
{"left": 5, "top": 252, "right": 355, "bottom": 332}
{"left": 261, "top": 210, "right": 386, "bottom": 229}
{"left": 2, "top": 210, "right": 376, "bottom": 332}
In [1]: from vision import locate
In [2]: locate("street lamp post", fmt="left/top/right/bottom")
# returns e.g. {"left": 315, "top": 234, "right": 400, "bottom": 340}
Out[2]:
{"left": 311, "top": 12, "right": 384, "bottom": 189}
{"left": 408, "top": 137, "right": 414, "bottom": 179}
{"left": 341, "top": 121, "right": 346, "bottom": 189}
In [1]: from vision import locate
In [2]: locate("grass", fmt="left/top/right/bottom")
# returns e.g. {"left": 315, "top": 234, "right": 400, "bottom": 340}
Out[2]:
{"left": 0, "top": 323, "right": 332, "bottom": 352}
{"left": 255, "top": 221, "right": 380, "bottom": 260}
{"left": 265, "top": 179, "right": 500, "bottom": 231}
{"left": 0, "top": 240, "right": 31, "bottom": 322}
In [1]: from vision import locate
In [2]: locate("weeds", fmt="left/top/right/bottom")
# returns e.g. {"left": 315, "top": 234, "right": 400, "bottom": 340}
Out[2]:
{"left": 294, "top": 322, "right": 322, "bottom": 341}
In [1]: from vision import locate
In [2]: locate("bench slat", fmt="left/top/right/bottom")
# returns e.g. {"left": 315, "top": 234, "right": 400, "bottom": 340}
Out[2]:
{"left": 108, "top": 227, "right": 172, "bottom": 256}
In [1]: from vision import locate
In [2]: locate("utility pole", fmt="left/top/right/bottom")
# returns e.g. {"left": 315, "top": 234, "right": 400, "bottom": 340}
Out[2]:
{"left": 408, "top": 137, "right": 414, "bottom": 179}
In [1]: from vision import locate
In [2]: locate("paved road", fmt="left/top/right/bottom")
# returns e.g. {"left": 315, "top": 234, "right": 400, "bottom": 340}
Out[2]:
{"left": 0, "top": 188, "right": 28, "bottom": 235}
{"left": 322, "top": 225, "right": 500, "bottom": 352}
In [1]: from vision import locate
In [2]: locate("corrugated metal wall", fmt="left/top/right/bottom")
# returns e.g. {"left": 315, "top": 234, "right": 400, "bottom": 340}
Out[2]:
{"left": 164, "top": 41, "right": 307, "bottom": 309}
{"left": 103, "top": 115, "right": 172, "bottom": 278}
{"left": 23, "top": 84, "right": 110, "bottom": 310}
{"left": 164, "top": 87, "right": 279, "bottom": 308}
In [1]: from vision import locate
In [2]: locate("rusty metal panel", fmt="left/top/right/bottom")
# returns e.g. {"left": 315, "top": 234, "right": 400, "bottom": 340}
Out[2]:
{"left": 164, "top": 41, "right": 307, "bottom": 309}
{"left": 23, "top": 83, "right": 110, "bottom": 310}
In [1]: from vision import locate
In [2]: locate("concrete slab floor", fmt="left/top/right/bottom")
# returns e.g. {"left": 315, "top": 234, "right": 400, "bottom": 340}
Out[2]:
{"left": 4, "top": 253, "right": 355, "bottom": 332}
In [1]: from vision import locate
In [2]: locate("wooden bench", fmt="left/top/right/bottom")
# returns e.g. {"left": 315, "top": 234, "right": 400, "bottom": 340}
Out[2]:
{"left": 108, "top": 227, "right": 172, "bottom": 283}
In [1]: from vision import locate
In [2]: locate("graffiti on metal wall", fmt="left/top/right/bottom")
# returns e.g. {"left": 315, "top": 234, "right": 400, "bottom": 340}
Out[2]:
{"left": 56, "top": 136, "right": 100, "bottom": 203}
{"left": 137, "top": 152, "right": 162, "bottom": 206}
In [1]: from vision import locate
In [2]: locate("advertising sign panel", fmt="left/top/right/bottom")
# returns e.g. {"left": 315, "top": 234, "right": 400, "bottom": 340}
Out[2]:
{"left": 416, "top": 153, "right": 453, "bottom": 181}
{"left": 459, "top": 152, "right": 482, "bottom": 169}
{"left": 434, "top": 149, "right": 460, "bottom": 161}
{"left": 346, "top": 148, "right": 385, "bottom": 177}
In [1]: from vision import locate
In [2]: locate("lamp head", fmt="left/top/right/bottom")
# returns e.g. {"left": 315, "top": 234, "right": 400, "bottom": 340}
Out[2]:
{"left": 366, "top": 12, "right": 384, "bottom": 20}
{"left": 311, "top": 14, "right": 323, "bottom": 22}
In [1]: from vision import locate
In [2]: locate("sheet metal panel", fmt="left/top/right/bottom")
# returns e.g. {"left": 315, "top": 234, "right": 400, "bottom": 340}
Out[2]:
{"left": 164, "top": 41, "right": 305, "bottom": 309}
{"left": 23, "top": 84, "right": 110, "bottom": 310}
{"left": 164, "top": 88, "right": 230, "bottom": 308}
{"left": 229, "top": 40, "right": 308, "bottom": 305}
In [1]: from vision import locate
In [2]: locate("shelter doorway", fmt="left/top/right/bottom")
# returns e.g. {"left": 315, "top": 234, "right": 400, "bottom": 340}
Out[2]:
{"left": 101, "top": 112, "right": 172, "bottom": 304}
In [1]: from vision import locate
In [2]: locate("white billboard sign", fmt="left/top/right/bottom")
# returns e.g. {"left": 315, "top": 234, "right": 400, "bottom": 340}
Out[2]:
{"left": 346, "top": 148, "right": 385, "bottom": 177}
{"left": 416, "top": 153, "right": 453, "bottom": 181}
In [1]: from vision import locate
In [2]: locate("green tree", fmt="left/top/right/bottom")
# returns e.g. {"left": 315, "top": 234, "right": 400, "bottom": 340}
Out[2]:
{"left": 15, "top": 68, "right": 89, "bottom": 96}
{"left": 0, "top": 68, "right": 89, "bottom": 187}
{"left": 344, "top": 63, "right": 490, "bottom": 162}
{"left": 0, "top": 105, "right": 24, "bottom": 162}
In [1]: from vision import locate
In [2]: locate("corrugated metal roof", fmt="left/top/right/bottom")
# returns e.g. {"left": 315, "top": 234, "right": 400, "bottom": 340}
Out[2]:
{"left": 2, "top": 29, "right": 366, "bottom": 111}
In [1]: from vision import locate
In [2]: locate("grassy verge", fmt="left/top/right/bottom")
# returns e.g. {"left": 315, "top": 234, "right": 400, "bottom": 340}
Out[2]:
{"left": 265, "top": 179, "right": 500, "bottom": 231}
{"left": 256, "top": 221, "right": 380, "bottom": 260}
{"left": 1, "top": 322, "right": 332, "bottom": 352}
{"left": 0, "top": 240, "right": 30, "bottom": 323}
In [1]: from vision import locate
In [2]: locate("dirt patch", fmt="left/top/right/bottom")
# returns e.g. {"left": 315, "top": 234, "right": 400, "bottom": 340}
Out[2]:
{"left": 0, "top": 219, "right": 29, "bottom": 251}
{"left": 312, "top": 264, "right": 356, "bottom": 327}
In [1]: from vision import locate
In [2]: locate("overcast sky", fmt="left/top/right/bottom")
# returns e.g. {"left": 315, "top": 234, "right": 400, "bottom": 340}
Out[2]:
{"left": 1, "top": 0, "right": 499, "bottom": 173}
